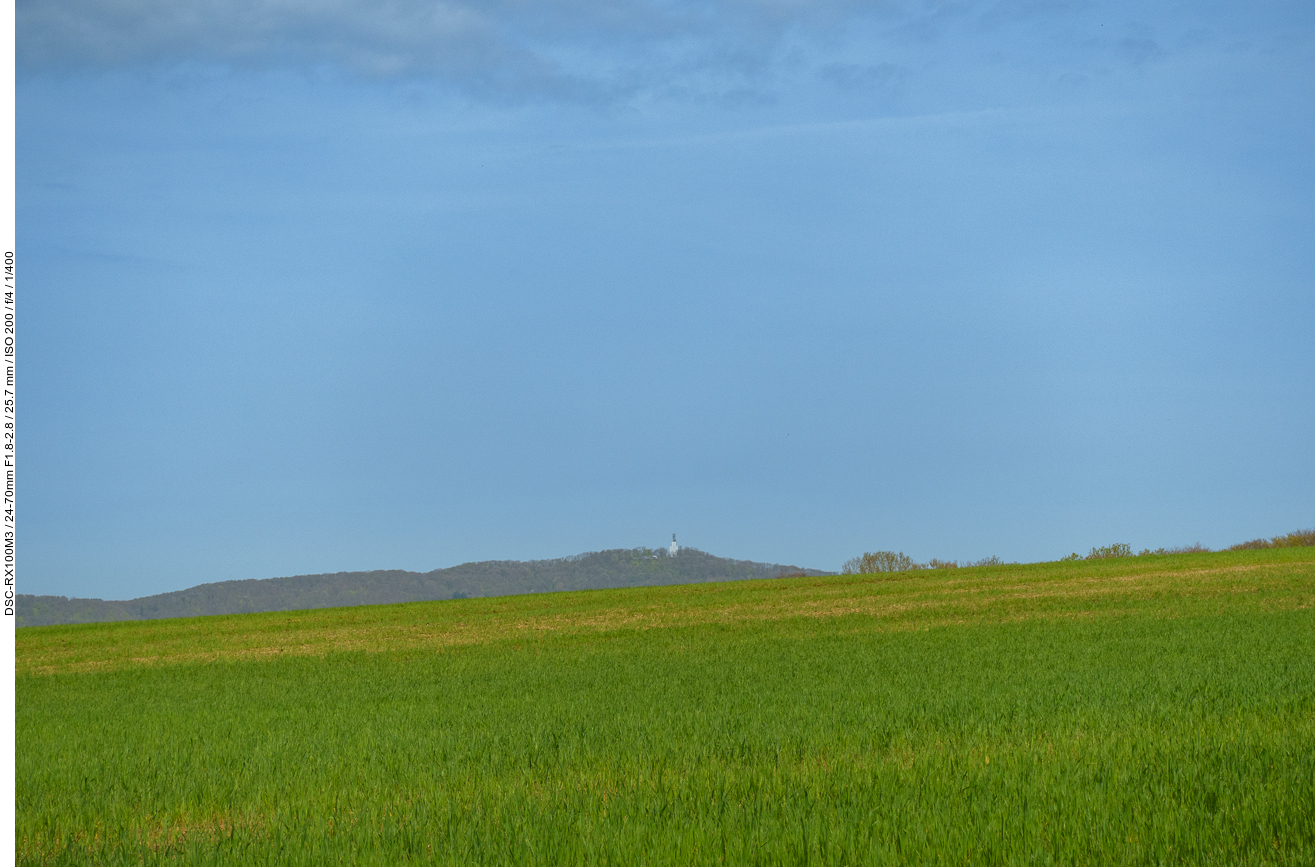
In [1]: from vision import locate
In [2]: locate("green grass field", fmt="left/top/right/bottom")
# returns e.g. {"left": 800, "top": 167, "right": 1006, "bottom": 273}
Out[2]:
{"left": 17, "top": 549, "right": 1315, "bottom": 865}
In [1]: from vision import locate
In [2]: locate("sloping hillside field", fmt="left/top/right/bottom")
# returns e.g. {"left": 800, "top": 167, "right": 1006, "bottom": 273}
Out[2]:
{"left": 17, "top": 549, "right": 1315, "bottom": 865}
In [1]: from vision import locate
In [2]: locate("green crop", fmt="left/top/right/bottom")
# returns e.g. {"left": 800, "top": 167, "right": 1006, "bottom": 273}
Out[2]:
{"left": 17, "top": 549, "right": 1315, "bottom": 864}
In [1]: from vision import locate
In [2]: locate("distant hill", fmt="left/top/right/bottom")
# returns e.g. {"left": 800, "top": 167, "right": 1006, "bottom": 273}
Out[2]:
{"left": 16, "top": 548, "right": 832, "bottom": 628}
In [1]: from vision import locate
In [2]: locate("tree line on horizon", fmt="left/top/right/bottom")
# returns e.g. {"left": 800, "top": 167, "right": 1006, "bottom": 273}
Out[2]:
{"left": 842, "top": 527, "right": 1314, "bottom": 574}
{"left": 21, "top": 527, "right": 1313, "bottom": 625}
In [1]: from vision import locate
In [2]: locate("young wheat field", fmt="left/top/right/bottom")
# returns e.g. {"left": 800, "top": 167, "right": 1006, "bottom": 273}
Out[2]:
{"left": 17, "top": 548, "right": 1315, "bottom": 865}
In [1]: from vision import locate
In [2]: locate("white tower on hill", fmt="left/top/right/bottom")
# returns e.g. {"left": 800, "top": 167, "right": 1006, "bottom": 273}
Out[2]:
{"left": 670, "top": 534, "right": 679, "bottom": 556}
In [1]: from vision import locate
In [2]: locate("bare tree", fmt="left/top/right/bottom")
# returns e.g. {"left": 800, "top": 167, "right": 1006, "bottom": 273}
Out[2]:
{"left": 841, "top": 551, "right": 921, "bottom": 574}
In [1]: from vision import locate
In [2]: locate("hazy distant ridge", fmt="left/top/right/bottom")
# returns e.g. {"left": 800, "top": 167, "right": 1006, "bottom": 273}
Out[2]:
{"left": 17, "top": 548, "right": 830, "bottom": 628}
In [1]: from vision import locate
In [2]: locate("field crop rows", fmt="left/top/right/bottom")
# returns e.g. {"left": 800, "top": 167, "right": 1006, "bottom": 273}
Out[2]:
{"left": 17, "top": 549, "right": 1315, "bottom": 864}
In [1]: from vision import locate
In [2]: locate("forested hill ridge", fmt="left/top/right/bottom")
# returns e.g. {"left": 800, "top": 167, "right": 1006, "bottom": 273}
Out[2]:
{"left": 17, "top": 548, "right": 831, "bottom": 628}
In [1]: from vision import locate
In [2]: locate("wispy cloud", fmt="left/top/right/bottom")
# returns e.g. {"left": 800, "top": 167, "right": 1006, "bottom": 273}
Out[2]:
{"left": 20, "top": 0, "right": 613, "bottom": 100}
{"left": 17, "top": 0, "right": 1193, "bottom": 102}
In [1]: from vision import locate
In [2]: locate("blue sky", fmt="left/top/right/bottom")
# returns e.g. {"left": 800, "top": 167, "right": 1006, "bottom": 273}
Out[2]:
{"left": 18, "top": 0, "right": 1315, "bottom": 599}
